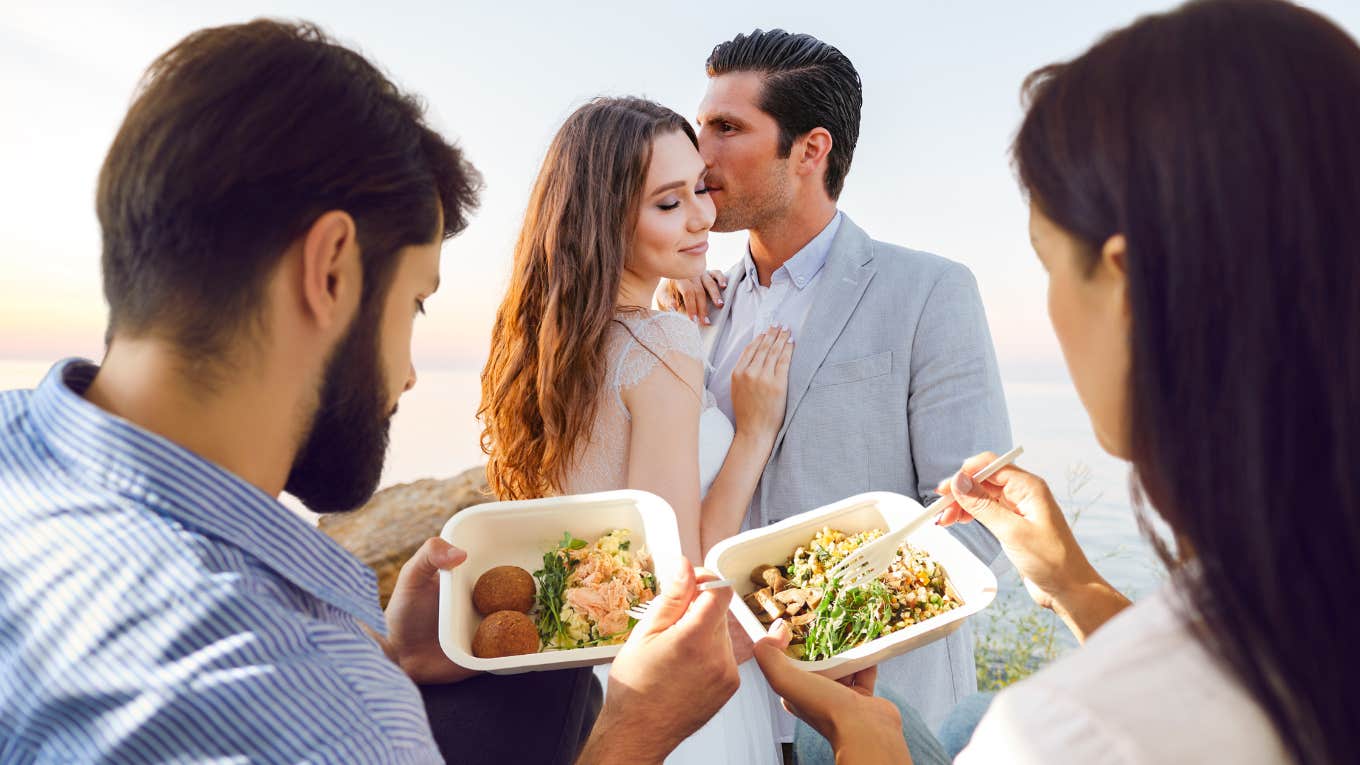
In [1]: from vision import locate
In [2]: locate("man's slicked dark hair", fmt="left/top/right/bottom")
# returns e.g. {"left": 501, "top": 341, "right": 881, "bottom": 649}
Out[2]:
{"left": 706, "top": 29, "right": 862, "bottom": 199}
{"left": 97, "top": 19, "right": 481, "bottom": 363}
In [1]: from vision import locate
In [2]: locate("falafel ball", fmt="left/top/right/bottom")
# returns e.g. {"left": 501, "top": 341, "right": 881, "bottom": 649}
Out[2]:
{"left": 472, "top": 610, "right": 540, "bottom": 658}
{"left": 471, "top": 565, "right": 536, "bottom": 615}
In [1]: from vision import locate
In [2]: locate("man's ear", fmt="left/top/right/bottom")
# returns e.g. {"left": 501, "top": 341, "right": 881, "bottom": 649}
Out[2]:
{"left": 795, "top": 127, "right": 834, "bottom": 178}
{"left": 299, "top": 210, "right": 361, "bottom": 332}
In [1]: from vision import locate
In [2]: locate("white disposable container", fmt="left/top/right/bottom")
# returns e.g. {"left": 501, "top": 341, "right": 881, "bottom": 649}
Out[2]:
{"left": 704, "top": 491, "right": 997, "bottom": 681}
{"left": 438, "top": 489, "right": 681, "bottom": 675}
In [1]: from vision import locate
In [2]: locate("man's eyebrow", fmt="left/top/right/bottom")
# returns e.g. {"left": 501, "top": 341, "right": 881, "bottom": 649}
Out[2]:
{"left": 648, "top": 180, "right": 686, "bottom": 197}
{"left": 700, "top": 112, "right": 740, "bottom": 126}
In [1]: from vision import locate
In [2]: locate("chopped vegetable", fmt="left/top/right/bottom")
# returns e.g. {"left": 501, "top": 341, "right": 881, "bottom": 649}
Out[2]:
{"left": 747, "top": 527, "right": 962, "bottom": 661}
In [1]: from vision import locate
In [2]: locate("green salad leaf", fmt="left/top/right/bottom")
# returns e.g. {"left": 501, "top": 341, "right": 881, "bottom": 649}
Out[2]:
{"left": 532, "top": 532, "right": 587, "bottom": 645}
{"left": 801, "top": 578, "right": 895, "bottom": 661}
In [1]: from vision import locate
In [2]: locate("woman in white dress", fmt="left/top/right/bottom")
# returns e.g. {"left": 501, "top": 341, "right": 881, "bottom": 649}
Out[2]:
{"left": 479, "top": 96, "right": 789, "bottom": 764}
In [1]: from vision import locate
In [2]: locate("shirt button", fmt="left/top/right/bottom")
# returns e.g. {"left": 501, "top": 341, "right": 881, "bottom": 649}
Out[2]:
{"left": 795, "top": 276, "right": 806, "bottom": 287}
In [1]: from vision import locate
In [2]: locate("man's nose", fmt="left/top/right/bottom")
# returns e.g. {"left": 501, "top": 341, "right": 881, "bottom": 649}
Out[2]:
{"left": 697, "top": 131, "right": 717, "bottom": 165}
{"left": 404, "top": 362, "right": 417, "bottom": 392}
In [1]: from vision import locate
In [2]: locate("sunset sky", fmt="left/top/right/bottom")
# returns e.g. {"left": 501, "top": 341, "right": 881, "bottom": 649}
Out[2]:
{"left": 5, "top": 0, "right": 1358, "bottom": 383}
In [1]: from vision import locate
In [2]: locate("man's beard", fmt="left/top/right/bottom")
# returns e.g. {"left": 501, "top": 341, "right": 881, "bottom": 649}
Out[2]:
{"left": 284, "top": 307, "right": 392, "bottom": 513}
{"left": 711, "top": 159, "right": 792, "bottom": 233}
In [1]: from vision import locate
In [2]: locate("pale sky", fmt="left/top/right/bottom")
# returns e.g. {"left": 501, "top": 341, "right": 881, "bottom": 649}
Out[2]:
{"left": 4, "top": 0, "right": 1358, "bottom": 382}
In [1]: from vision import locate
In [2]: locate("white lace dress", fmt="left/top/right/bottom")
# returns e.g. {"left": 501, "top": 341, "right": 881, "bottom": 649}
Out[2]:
{"left": 563, "top": 310, "right": 782, "bottom": 765}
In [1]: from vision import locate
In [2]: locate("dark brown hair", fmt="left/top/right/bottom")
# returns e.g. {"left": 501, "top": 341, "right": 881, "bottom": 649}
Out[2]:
{"left": 478, "top": 97, "right": 696, "bottom": 500}
{"left": 97, "top": 20, "right": 480, "bottom": 366}
{"left": 706, "top": 29, "right": 861, "bottom": 199}
{"left": 1014, "top": 1, "right": 1360, "bottom": 761}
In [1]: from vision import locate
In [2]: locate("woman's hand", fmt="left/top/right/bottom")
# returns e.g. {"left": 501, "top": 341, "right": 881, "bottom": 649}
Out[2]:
{"left": 936, "top": 452, "right": 1130, "bottom": 640}
{"left": 754, "top": 620, "right": 912, "bottom": 765}
{"left": 657, "top": 270, "right": 727, "bottom": 325}
{"left": 730, "top": 326, "right": 793, "bottom": 444}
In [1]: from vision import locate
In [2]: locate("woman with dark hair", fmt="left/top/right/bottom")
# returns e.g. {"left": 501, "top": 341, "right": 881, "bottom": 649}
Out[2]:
{"left": 753, "top": 1, "right": 1360, "bottom": 763}
{"left": 479, "top": 97, "right": 788, "bottom": 763}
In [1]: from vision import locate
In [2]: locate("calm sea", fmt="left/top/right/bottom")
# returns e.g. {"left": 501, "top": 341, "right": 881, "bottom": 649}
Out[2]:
{"left": 0, "top": 360, "right": 1163, "bottom": 606}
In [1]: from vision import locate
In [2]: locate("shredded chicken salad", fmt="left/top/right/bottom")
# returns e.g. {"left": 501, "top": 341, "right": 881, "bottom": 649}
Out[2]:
{"left": 533, "top": 530, "right": 656, "bottom": 650}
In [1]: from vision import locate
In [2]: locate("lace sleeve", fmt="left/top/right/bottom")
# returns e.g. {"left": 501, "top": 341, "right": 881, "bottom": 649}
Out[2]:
{"left": 613, "top": 311, "right": 704, "bottom": 393}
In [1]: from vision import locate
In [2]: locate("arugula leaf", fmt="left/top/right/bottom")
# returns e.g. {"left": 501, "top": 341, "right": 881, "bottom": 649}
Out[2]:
{"left": 533, "top": 534, "right": 584, "bottom": 645}
{"left": 802, "top": 578, "right": 894, "bottom": 661}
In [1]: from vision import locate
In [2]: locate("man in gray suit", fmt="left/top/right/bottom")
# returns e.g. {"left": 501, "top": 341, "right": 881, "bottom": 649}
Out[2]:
{"left": 662, "top": 29, "right": 1012, "bottom": 738}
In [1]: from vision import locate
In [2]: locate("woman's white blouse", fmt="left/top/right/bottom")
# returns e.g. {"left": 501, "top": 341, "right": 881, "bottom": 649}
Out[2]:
{"left": 956, "top": 584, "right": 1289, "bottom": 764}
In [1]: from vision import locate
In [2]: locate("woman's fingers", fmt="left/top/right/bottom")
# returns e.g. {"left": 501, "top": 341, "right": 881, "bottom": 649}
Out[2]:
{"left": 733, "top": 330, "right": 760, "bottom": 373}
{"left": 744, "top": 327, "right": 778, "bottom": 373}
{"left": 773, "top": 333, "right": 794, "bottom": 383}
{"left": 762, "top": 328, "right": 792, "bottom": 377}
{"left": 702, "top": 271, "right": 726, "bottom": 308}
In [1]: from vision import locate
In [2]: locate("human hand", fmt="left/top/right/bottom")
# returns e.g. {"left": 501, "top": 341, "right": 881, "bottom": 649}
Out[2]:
{"left": 576, "top": 560, "right": 739, "bottom": 765}
{"left": 730, "top": 326, "right": 793, "bottom": 443}
{"left": 728, "top": 612, "right": 755, "bottom": 664}
{"left": 934, "top": 452, "right": 1096, "bottom": 612}
{"left": 753, "top": 620, "right": 911, "bottom": 765}
{"left": 383, "top": 537, "right": 477, "bottom": 684}
{"left": 657, "top": 270, "right": 727, "bottom": 325}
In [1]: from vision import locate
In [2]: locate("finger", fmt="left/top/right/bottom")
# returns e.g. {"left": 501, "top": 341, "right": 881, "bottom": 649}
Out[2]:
{"left": 710, "top": 269, "right": 728, "bottom": 290}
{"left": 931, "top": 484, "right": 973, "bottom": 525}
{"left": 396, "top": 537, "right": 467, "bottom": 590}
{"left": 702, "top": 272, "right": 724, "bottom": 308}
{"left": 953, "top": 452, "right": 1034, "bottom": 491}
{"left": 732, "top": 332, "right": 759, "bottom": 377}
{"left": 936, "top": 502, "right": 975, "bottom": 526}
{"left": 682, "top": 280, "right": 712, "bottom": 326}
{"left": 774, "top": 333, "right": 795, "bottom": 376}
{"left": 673, "top": 568, "right": 735, "bottom": 635}
{"left": 745, "top": 327, "right": 777, "bottom": 370}
{"left": 949, "top": 469, "right": 1016, "bottom": 532}
{"left": 850, "top": 665, "right": 878, "bottom": 695}
{"left": 638, "top": 557, "right": 696, "bottom": 635}
{"left": 680, "top": 283, "right": 704, "bottom": 323}
{"left": 754, "top": 620, "right": 842, "bottom": 719}
{"left": 762, "top": 329, "right": 791, "bottom": 376}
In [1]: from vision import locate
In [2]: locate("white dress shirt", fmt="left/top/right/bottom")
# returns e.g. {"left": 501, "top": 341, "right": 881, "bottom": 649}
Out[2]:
{"left": 709, "top": 212, "right": 843, "bottom": 422}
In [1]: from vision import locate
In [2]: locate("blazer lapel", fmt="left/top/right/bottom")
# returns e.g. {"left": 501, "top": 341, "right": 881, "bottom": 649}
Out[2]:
{"left": 772, "top": 217, "right": 877, "bottom": 455}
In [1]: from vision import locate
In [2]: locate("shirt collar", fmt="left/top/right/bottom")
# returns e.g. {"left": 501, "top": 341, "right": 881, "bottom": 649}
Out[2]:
{"left": 28, "top": 359, "right": 389, "bottom": 635}
{"left": 741, "top": 211, "right": 843, "bottom": 291}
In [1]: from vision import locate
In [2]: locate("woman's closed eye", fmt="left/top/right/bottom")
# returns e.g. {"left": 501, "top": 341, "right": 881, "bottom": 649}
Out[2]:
{"left": 657, "top": 185, "right": 709, "bottom": 211}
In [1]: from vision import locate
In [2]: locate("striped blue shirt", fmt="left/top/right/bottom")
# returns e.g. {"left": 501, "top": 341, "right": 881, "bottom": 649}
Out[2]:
{"left": 0, "top": 360, "right": 443, "bottom": 763}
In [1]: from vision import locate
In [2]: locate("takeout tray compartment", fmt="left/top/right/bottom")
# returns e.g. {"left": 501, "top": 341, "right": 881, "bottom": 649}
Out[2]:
{"left": 438, "top": 489, "right": 681, "bottom": 675}
{"left": 704, "top": 491, "right": 997, "bottom": 680}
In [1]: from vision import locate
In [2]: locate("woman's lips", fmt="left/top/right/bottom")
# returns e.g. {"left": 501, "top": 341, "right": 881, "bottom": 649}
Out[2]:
{"left": 680, "top": 242, "right": 709, "bottom": 256}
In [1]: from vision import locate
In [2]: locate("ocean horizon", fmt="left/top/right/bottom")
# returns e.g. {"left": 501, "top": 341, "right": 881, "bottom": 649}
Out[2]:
{"left": 0, "top": 358, "right": 1163, "bottom": 610}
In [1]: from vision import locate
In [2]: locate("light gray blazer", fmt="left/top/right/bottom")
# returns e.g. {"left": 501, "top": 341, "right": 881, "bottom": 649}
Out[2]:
{"left": 703, "top": 214, "right": 1012, "bottom": 726}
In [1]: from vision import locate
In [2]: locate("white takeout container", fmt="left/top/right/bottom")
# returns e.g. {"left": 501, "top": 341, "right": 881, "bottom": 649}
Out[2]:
{"left": 704, "top": 491, "right": 997, "bottom": 681}
{"left": 438, "top": 489, "right": 681, "bottom": 675}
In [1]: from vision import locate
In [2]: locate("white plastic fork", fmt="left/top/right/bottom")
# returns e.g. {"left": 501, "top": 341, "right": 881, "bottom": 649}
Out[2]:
{"left": 826, "top": 446, "right": 1025, "bottom": 592}
{"left": 626, "top": 578, "right": 734, "bottom": 619}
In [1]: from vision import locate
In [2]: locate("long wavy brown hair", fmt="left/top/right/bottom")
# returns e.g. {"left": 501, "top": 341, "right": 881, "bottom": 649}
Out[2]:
{"left": 479, "top": 97, "right": 698, "bottom": 500}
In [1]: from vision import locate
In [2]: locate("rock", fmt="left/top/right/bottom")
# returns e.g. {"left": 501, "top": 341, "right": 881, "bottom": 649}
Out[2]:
{"left": 318, "top": 465, "right": 493, "bottom": 607}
